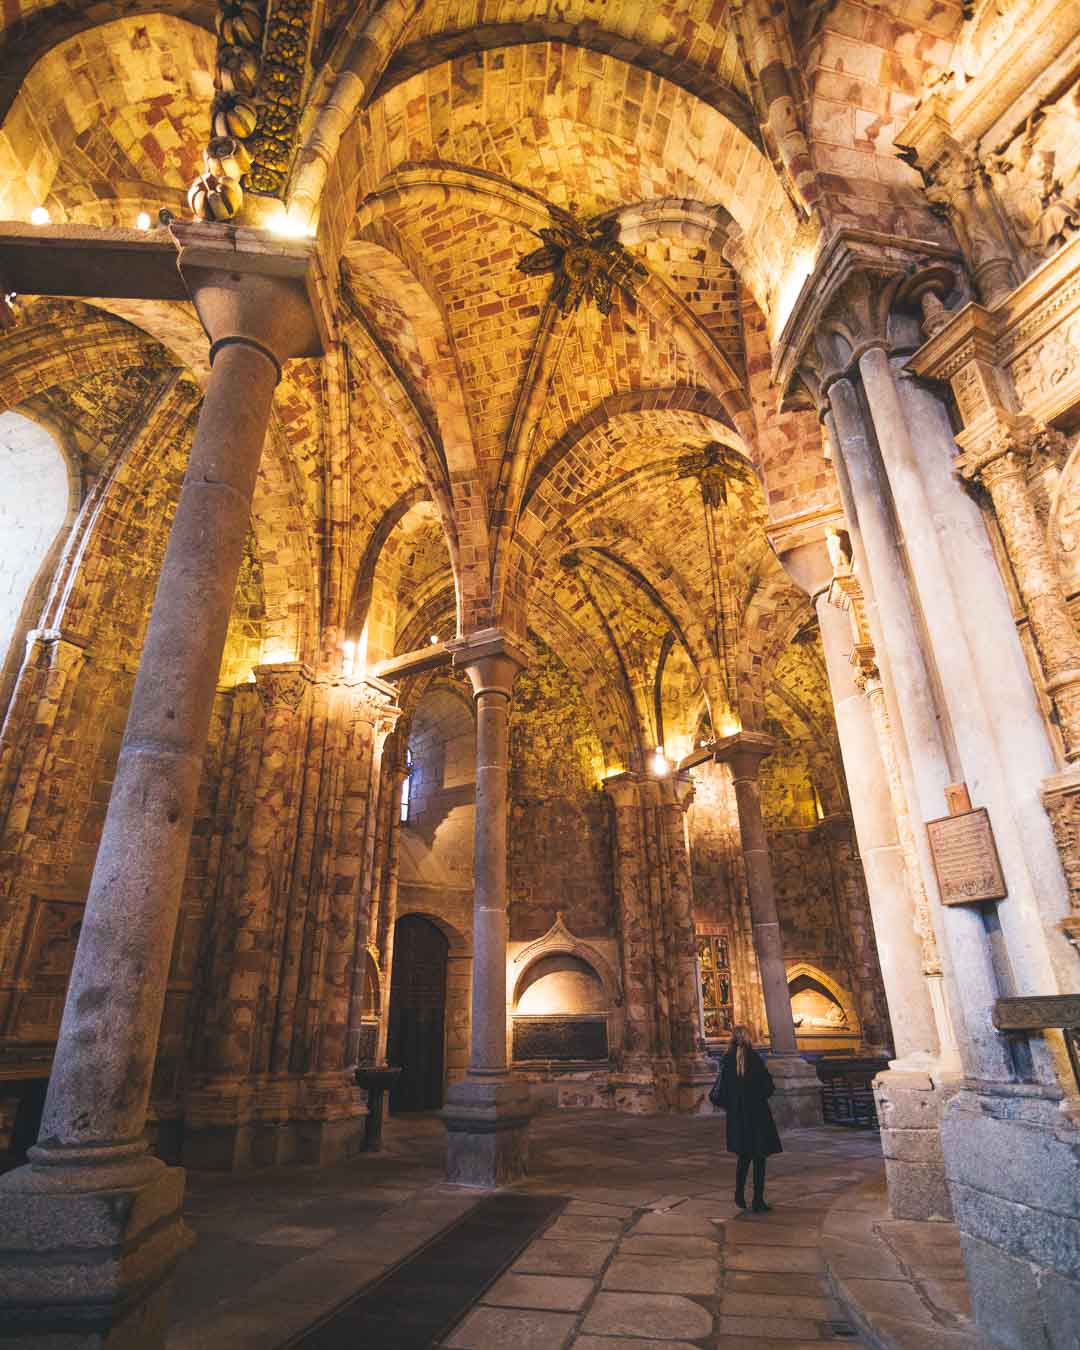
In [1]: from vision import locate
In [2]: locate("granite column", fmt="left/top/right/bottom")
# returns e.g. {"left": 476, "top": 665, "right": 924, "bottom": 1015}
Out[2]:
{"left": 718, "top": 733, "right": 822, "bottom": 1126}
{"left": 442, "top": 629, "right": 532, "bottom": 1185}
{"left": 0, "top": 224, "right": 319, "bottom": 1347}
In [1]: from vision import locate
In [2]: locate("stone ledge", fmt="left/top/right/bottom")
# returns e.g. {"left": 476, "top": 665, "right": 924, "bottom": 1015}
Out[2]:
{"left": 824, "top": 1176, "right": 991, "bottom": 1350}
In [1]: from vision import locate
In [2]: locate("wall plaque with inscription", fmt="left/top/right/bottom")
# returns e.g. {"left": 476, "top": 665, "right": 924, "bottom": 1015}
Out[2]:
{"left": 512, "top": 1015, "right": 609, "bottom": 1062}
{"left": 926, "top": 807, "right": 1007, "bottom": 905}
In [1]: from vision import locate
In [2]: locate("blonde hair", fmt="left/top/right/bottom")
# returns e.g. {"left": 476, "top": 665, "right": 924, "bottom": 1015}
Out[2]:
{"left": 729, "top": 1024, "right": 752, "bottom": 1077}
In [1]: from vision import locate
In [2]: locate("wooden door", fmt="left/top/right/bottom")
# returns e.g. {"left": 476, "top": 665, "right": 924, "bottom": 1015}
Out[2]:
{"left": 387, "top": 915, "right": 449, "bottom": 1112}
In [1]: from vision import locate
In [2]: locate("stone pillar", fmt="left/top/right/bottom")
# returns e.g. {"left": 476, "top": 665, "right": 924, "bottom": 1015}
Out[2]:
{"left": 659, "top": 775, "right": 716, "bottom": 1111}
{"left": 269, "top": 677, "right": 330, "bottom": 1079}
{"left": 717, "top": 732, "right": 822, "bottom": 1127}
{"left": 784, "top": 541, "right": 939, "bottom": 1062}
{"left": 183, "top": 661, "right": 310, "bottom": 1170}
{"left": 638, "top": 778, "right": 675, "bottom": 1081}
{"left": 375, "top": 748, "right": 407, "bottom": 1066}
{"left": 441, "top": 628, "right": 532, "bottom": 1186}
{"left": 862, "top": 351, "right": 1068, "bottom": 1042}
{"left": 0, "top": 225, "right": 319, "bottom": 1347}
{"left": 779, "top": 530, "right": 959, "bottom": 1216}
{"left": 824, "top": 373, "right": 1013, "bottom": 1085}
{"left": 301, "top": 683, "right": 394, "bottom": 1164}
{"left": 604, "top": 772, "right": 661, "bottom": 1112}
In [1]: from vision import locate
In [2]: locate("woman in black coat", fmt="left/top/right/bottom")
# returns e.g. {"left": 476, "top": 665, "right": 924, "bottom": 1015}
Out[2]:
{"left": 714, "top": 1025, "right": 782, "bottom": 1211}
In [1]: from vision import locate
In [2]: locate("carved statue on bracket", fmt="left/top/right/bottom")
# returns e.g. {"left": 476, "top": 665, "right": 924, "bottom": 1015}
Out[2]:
{"left": 986, "top": 83, "right": 1080, "bottom": 266}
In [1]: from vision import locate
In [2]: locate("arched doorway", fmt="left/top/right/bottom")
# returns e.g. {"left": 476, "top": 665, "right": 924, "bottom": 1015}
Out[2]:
{"left": 387, "top": 915, "right": 449, "bottom": 1112}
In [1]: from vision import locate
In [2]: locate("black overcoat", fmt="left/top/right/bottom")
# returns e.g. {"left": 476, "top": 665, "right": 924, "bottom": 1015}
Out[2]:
{"left": 718, "top": 1047, "right": 782, "bottom": 1157}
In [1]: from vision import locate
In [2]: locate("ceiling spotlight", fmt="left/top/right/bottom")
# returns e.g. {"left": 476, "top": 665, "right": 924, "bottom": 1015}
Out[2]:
{"left": 266, "top": 209, "right": 311, "bottom": 239}
{"left": 30, "top": 207, "right": 50, "bottom": 225}
{"left": 136, "top": 212, "right": 151, "bottom": 231}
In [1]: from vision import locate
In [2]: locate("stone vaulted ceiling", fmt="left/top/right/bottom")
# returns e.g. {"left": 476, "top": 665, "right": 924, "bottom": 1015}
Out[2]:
{"left": 0, "top": 0, "right": 949, "bottom": 781}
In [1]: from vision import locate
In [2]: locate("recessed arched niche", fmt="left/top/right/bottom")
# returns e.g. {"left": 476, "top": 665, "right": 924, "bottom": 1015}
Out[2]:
{"left": 510, "top": 914, "right": 617, "bottom": 1064}
{"left": 517, "top": 954, "right": 607, "bottom": 1016}
{"left": 787, "top": 962, "right": 859, "bottom": 1052}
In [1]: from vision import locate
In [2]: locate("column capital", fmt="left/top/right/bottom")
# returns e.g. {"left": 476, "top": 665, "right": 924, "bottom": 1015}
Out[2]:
{"left": 774, "top": 227, "right": 965, "bottom": 395}
{"left": 955, "top": 412, "right": 1069, "bottom": 488}
{"left": 602, "top": 771, "right": 643, "bottom": 809}
{"left": 448, "top": 627, "right": 530, "bottom": 699}
{"left": 253, "top": 660, "right": 312, "bottom": 712}
{"left": 170, "top": 220, "right": 322, "bottom": 374}
{"left": 711, "top": 729, "right": 777, "bottom": 777}
{"left": 658, "top": 773, "right": 695, "bottom": 812}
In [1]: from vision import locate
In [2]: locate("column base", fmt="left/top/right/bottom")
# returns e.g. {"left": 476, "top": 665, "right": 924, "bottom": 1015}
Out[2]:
{"left": 180, "top": 1072, "right": 366, "bottom": 1170}
{"left": 941, "top": 1083, "right": 1080, "bottom": 1350}
{"left": 441, "top": 1077, "right": 533, "bottom": 1187}
{"left": 0, "top": 1156, "right": 191, "bottom": 1349}
{"left": 676, "top": 1054, "right": 718, "bottom": 1115}
{"left": 768, "top": 1054, "right": 824, "bottom": 1130}
{"left": 873, "top": 1060, "right": 960, "bottom": 1221}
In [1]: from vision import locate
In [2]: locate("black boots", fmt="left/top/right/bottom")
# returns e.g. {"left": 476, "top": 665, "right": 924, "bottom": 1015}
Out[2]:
{"left": 735, "top": 1155, "right": 750, "bottom": 1208}
{"left": 736, "top": 1155, "right": 770, "bottom": 1211}
{"left": 751, "top": 1157, "right": 768, "bottom": 1211}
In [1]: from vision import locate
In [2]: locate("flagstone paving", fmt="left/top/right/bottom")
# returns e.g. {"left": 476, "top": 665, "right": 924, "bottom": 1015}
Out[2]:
{"left": 167, "top": 1109, "right": 977, "bottom": 1349}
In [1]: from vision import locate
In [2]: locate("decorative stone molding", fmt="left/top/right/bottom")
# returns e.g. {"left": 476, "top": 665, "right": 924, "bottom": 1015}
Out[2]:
{"left": 896, "top": 97, "right": 1021, "bottom": 307}
{"left": 773, "top": 228, "right": 964, "bottom": 393}
{"left": 1040, "top": 768, "right": 1080, "bottom": 947}
{"left": 187, "top": 0, "right": 316, "bottom": 219}
{"left": 910, "top": 239, "right": 1080, "bottom": 764}
{"left": 510, "top": 912, "right": 622, "bottom": 1011}
{"left": 188, "top": 0, "right": 265, "bottom": 220}
{"left": 245, "top": 0, "right": 318, "bottom": 200}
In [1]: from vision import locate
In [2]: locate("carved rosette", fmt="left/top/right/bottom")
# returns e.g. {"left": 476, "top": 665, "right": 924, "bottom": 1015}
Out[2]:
{"left": 519, "top": 216, "right": 648, "bottom": 315}
{"left": 244, "top": 0, "right": 316, "bottom": 199}
{"left": 958, "top": 422, "right": 1080, "bottom": 760}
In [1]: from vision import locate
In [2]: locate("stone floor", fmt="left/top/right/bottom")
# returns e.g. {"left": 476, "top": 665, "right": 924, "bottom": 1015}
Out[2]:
{"left": 164, "top": 1110, "right": 978, "bottom": 1349}
{"left": 824, "top": 1177, "right": 988, "bottom": 1350}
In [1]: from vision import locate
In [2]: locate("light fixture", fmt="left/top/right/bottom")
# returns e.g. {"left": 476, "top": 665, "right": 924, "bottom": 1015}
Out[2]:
{"left": 652, "top": 745, "right": 669, "bottom": 777}
{"left": 30, "top": 206, "right": 50, "bottom": 225}
{"left": 135, "top": 212, "right": 151, "bottom": 231}
{"left": 429, "top": 634, "right": 439, "bottom": 645}
{"left": 266, "top": 209, "right": 312, "bottom": 239}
